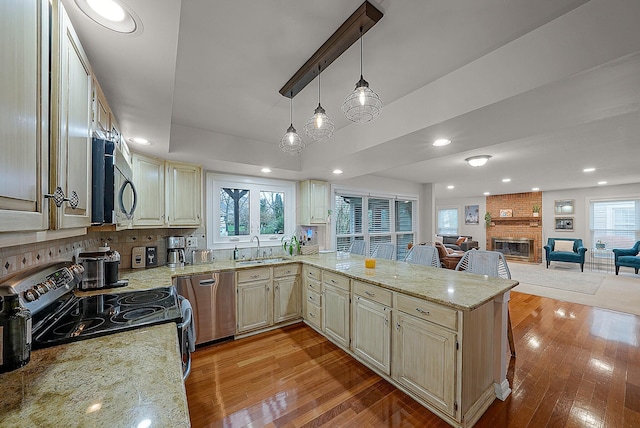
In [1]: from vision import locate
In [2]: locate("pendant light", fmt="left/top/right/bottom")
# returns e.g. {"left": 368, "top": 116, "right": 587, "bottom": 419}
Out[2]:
{"left": 280, "top": 93, "right": 306, "bottom": 155}
{"left": 304, "top": 65, "right": 335, "bottom": 142}
{"left": 342, "top": 26, "right": 382, "bottom": 123}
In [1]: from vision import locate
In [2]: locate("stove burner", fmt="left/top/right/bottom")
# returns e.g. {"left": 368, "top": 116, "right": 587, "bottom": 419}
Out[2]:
{"left": 117, "top": 290, "right": 171, "bottom": 306}
{"left": 52, "top": 318, "right": 106, "bottom": 337}
{"left": 112, "top": 305, "right": 165, "bottom": 323}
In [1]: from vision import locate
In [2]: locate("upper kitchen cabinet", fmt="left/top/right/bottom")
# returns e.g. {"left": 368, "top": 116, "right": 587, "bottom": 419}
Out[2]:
{"left": 299, "top": 180, "right": 327, "bottom": 225}
{"left": 166, "top": 162, "right": 202, "bottom": 227}
{"left": 132, "top": 153, "right": 165, "bottom": 228}
{"left": 50, "top": 0, "right": 93, "bottom": 229}
{"left": 92, "top": 78, "right": 110, "bottom": 139}
{"left": 0, "top": 0, "right": 50, "bottom": 232}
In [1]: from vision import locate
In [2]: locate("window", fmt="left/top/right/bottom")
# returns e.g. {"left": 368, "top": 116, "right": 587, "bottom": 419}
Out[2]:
{"left": 207, "top": 174, "right": 296, "bottom": 247}
{"left": 437, "top": 207, "right": 459, "bottom": 235}
{"left": 335, "top": 191, "right": 416, "bottom": 261}
{"left": 590, "top": 198, "right": 640, "bottom": 248}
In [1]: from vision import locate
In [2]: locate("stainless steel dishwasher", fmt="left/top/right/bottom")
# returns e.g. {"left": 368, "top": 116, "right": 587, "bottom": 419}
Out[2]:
{"left": 175, "top": 271, "right": 236, "bottom": 345}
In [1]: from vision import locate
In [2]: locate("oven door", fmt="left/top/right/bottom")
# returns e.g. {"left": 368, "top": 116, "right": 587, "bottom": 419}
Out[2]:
{"left": 177, "top": 296, "right": 194, "bottom": 380}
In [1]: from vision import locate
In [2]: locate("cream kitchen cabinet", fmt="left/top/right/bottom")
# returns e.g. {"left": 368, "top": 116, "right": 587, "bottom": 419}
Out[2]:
{"left": 236, "top": 278, "right": 272, "bottom": 333}
{"left": 299, "top": 180, "right": 327, "bottom": 225}
{"left": 49, "top": 0, "right": 92, "bottom": 230}
{"left": 273, "top": 264, "right": 301, "bottom": 324}
{"left": 321, "top": 271, "right": 350, "bottom": 350}
{"left": 302, "top": 266, "right": 322, "bottom": 330}
{"left": 92, "top": 78, "right": 110, "bottom": 139}
{"left": 393, "top": 311, "right": 457, "bottom": 417}
{"left": 0, "top": 0, "right": 50, "bottom": 233}
{"left": 132, "top": 153, "right": 165, "bottom": 227}
{"left": 166, "top": 161, "right": 202, "bottom": 227}
{"left": 352, "top": 281, "right": 392, "bottom": 375}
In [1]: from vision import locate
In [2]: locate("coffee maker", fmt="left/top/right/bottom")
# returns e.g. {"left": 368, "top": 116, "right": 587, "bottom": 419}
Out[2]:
{"left": 77, "top": 249, "right": 127, "bottom": 290}
{"left": 167, "top": 236, "right": 186, "bottom": 268}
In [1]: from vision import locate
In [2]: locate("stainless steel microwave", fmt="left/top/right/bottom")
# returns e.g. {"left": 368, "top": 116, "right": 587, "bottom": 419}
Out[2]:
{"left": 91, "top": 138, "right": 137, "bottom": 228}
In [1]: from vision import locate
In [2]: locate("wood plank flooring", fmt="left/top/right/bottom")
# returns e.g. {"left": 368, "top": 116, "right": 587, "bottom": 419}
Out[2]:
{"left": 185, "top": 291, "right": 640, "bottom": 427}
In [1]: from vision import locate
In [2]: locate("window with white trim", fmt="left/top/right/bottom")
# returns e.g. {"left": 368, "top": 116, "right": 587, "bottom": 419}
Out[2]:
{"left": 335, "top": 191, "right": 416, "bottom": 261}
{"left": 589, "top": 198, "right": 640, "bottom": 248}
{"left": 437, "top": 207, "right": 459, "bottom": 235}
{"left": 207, "top": 174, "right": 296, "bottom": 248}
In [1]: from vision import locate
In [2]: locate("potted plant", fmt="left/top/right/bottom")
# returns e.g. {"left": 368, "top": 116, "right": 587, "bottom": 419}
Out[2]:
{"left": 282, "top": 235, "right": 300, "bottom": 256}
{"left": 532, "top": 204, "right": 541, "bottom": 217}
{"left": 596, "top": 240, "right": 606, "bottom": 249}
{"left": 484, "top": 212, "right": 492, "bottom": 228}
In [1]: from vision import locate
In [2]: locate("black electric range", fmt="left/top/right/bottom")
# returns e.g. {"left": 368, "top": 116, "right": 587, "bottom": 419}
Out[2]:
{"left": 0, "top": 262, "right": 182, "bottom": 350}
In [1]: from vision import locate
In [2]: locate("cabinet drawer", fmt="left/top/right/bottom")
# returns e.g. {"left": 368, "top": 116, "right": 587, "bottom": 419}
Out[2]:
{"left": 305, "top": 278, "right": 322, "bottom": 294}
{"left": 306, "top": 301, "right": 322, "bottom": 329}
{"left": 395, "top": 293, "right": 458, "bottom": 330}
{"left": 303, "top": 266, "right": 321, "bottom": 282}
{"left": 273, "top": 263, "right": 300, "bottom": 278}
{"left": 354, "top": 281, "right": 392, "bottom": 307}
{"left": 306, "top": 288, "right": 322, "bottom": 307}
{"left": 322, "top": 270, "right": 350, "bottom": 291}
{"left": 237, "top": 267, "right": 271, "bottom": 283}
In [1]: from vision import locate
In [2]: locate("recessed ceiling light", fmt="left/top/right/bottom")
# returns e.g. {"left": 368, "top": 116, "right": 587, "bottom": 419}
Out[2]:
{"left": 261, "top": 168, "right": 271, "bottom": 173}
{"left": 502, "top": 178, "right": 511, "bottom": 183}
{"left": 433, "top": 138, "right": 451, "bottom": 147}
{"left": 583, "top": 168, "right": 596, "bottom": 172}
{"left": 75, "top": 0, "right": 143, "bottom": 34}
{"left": 333, "top": 169, "right": 343, "bottom": 174}
{"left": 483, "top": 192, "right": 490, "bottom": 196}
{"left": 128, "top": 137, "right": 152, "bottom": 146}
{"left": 532, "top": 187, "right": 540, "bottom": 191}
{"left": 447, "top": 185, "right": 454, "bottom": 189}
{"left": 465, "top": 155, "right": 491, "bottom": 167}
{"left": 598, "top": 181, "right": 607, "bottom": 185}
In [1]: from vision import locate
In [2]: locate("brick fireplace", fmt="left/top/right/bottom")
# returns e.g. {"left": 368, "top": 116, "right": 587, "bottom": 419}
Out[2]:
{"left": 486, "top": 192, "right": 542, "bottom": 263}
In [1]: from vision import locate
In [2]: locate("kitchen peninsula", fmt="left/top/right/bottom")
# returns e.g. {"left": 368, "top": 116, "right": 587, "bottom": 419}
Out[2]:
{"left": 1, "top": 252, "right": 517, "bottom": 428}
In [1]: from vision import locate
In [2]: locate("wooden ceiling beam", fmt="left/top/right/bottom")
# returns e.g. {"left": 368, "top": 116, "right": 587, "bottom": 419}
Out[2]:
{"left": 279, "top": 1, "right": 383, "bottom": 98}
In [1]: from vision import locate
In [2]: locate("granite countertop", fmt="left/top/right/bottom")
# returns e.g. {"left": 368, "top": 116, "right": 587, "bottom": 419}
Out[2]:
{"left": 111, "top": 252, "right": 517, "bottom": 311}
{"left": 0, "top": 323, "right": 190, "bottom": 428}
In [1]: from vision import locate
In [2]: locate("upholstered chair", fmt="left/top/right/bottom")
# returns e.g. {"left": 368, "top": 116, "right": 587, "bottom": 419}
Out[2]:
{"left": 612, "top": 241, "right": 640, "bottom": 275}
{"left": 543, "top": 238, "right": 588, "bottom": 272}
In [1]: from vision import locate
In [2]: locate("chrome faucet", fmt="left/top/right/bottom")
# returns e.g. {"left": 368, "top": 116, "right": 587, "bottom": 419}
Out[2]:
{"left": 250, "top": 235, "right": 260, "bottom": 259}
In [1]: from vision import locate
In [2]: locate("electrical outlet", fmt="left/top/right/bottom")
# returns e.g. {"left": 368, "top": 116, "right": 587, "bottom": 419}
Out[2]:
{"left": 187, "top": 237, "right": 198, "bottom": 247}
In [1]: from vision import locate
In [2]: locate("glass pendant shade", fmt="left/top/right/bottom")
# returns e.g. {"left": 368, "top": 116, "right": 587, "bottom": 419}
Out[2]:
{"left": 342, "top": 29, "right": 382, "bottom": 123}
{"left": 304, "top": 67, "right": 335, "bottom": 142}
{"left": 280, "top": 96, "right": 305, "bottom": 155}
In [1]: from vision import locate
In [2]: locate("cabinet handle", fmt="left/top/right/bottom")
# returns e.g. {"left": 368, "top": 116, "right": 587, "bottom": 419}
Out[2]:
{"left": 199, "top": 279, "right": 216, "bottom": 286}
{"left": 309, "top": 312, "right": 316, "bottom": 318}
{"left": 267, "top": 286, "right": 270, "bottom": 291}
{"left": 250, "top": 274, "right": 259, "bottom": 279}
{"left": 365, "top": 291, "right": 375, "bottom": 297}
{"left": 384, "top": 318, "right": 388, "bottom": 326}
{"left": 275, "top": 285, "right": 279, "bottom": 290}
{"left": 331, "top": 279, "right": 337, "bottom": 284}
{"left": 308, "top": 283, "right": 315, "bottom": 289}
{"left": 396, "top": 322, "right": 401, "bottom": 331}
{"left": 308, "top": 295, "right": 314, "bottom": 302}
{"left": 416, "top": 308, "right": 430, "bottom": 315}
{"left": 44, "top": 186, "right": 78, "bottom": 209}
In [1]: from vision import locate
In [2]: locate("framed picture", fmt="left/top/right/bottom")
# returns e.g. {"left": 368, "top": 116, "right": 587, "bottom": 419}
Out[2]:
{"left": 464, "top": 205, "right": 479, "bottom": 225}
{"left": 555, "top": 217, "right": 574, "bottom": 231}
{"left": 554, "top": 199, "right": 574, "bottom": 215}
{"left": 499, "top": 209, "right": 513, "bottom": 218}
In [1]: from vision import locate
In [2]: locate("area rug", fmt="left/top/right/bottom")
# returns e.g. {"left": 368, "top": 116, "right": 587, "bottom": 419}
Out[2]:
{"left": 508, "top": 262, "right": 605, "bottom": 295}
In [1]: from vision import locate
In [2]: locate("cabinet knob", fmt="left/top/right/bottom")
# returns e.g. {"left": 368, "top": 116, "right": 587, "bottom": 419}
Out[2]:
{"left": 396, "top": 322, "right": 400, "bottom": 331}
{"left": 415, "top": 308, "right": 430, "bottom": 315}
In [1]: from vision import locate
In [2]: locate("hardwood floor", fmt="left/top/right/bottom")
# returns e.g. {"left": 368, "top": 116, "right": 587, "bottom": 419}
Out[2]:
{"left": 185, "top": 291, "right": 640, "bottom": 427}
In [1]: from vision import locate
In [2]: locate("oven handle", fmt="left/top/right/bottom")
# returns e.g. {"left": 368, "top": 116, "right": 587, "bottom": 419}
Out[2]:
{"left": 177, "top": 296, "right": 194, "bottom": 380}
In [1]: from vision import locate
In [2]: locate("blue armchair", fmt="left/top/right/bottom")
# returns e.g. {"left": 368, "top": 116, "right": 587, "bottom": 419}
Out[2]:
{"left": 613, "top": 241, "right": 640, "bottom": 275}
{"left": 544, "top": 238, "right": 588, "bottom": 272}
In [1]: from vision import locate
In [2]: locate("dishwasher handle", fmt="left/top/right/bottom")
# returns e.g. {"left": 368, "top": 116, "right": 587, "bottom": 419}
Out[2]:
{"left": 199, "top": 278, "right": 216, "bottom": 286}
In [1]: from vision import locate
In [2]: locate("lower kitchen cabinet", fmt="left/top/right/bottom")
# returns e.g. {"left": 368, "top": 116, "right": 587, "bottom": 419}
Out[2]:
{"left": 273, "top": 264, "right": 301, "bottom": 324}
{"left": 322, "top": 282, "right": 350, "bottom": 349}
{"left": 352, "top": 294, "right": 391, "bottom": 375}
{"left": 236, "top": 279, "right": 272, "bottom": 333}
{"left": 393, "top": 311, "right": 457, "bottom": 417}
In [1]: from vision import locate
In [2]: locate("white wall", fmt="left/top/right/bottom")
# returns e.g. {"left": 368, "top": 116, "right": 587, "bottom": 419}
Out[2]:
{"left": 435, "top": 196, "right": 487, "bottom": 249}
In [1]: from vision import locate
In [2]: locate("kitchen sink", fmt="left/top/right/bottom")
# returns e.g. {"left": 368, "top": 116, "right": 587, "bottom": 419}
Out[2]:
{"left": 235, "top": 257, "right": 287, "bottom": 266}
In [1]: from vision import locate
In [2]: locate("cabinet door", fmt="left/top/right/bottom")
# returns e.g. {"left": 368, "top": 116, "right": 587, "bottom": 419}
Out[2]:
{"left": 132, "top": 153, "right": 165, "bottom": 227}
{"left": 393, "top": 311, "right": 457, "bottom": 417}
{"left": 352, "top": 296, "right": 391, "bottom": 375}
{"left": 273, "top": 276, "right": 300, "bottom": 324}
{"left": 299, "top": 180, "right": 327, "bottom": 225}
{"left": 237, "top": 280, "right": 272, "bottom": 333}
{"left": 92, "top": 78, "right": 110, "bottom": 138}
{"left": 322, "top": 283, "right": 350, "bottom": 349}
{"left": 0, "top": 0, "right": 49, "bottom": 232}
{"left": 166, "top": 162, "right": 202, "bottom": 227}
{"left": 50, "top": 3, "right": 92, "bottom": 229}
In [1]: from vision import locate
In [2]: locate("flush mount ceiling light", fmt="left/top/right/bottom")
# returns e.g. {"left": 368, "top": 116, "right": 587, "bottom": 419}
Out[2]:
{"left": 75, "top": 0, "right": 143, "bottom": 34}
{"left": 127, "top": 137, "right": 152, "bottom": 146}
{"left": 502, "top": 178, "right": 511, "bottom": 183}
{"left": 433, "top": 138, "right": 451, "bottom": 147}
{"left": 583, "top": 167, "right": 596, "bottom": 172}
{"left": 483, "top": 192, "right": 491, "bottom": 196}
{"left": 465, "top": 155, "right": 492, "bottom": 167}
{"left": 342, "top": 26, "right": 383, "bottom": 123}
{"left": 333, "top": 169, "right": 344, "bottom": 174}
{"left": 261, "top": 168, "right": 272, "bottom": 173}
{"left": 447, "top": 185, "right": 455, "bottom": 189}
{"left": 280, "top": 95, "right": 305, "bottom": 155}
{"left": 304, "top": 66, "right": 335, "bottom": 142}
